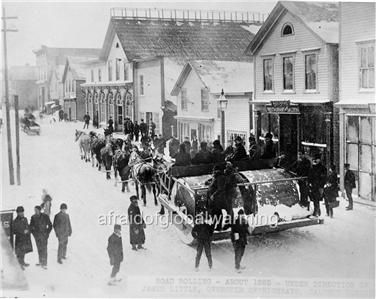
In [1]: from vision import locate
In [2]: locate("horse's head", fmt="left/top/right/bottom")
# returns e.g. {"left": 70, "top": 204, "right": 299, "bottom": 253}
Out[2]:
{"left": 75, "top": 130, "right": 84, "bottom": 142}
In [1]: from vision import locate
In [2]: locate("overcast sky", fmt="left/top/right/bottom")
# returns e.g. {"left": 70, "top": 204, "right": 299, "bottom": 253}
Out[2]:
{"left": 3, "top": 0, "right": 277, "bottom": 67}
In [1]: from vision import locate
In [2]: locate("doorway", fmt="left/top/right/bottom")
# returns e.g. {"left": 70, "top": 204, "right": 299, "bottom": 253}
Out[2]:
{"left": 279, "top": 114, "right": 298, "bottom": 163}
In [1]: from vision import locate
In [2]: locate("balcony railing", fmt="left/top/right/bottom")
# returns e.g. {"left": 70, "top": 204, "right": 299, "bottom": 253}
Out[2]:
{"left": 110, "top": 7, "right": 267, "bottom": 25}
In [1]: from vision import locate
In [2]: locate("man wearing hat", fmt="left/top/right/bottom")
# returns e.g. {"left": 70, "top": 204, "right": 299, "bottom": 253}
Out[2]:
{"left": 29, "top": 205, "right": 52, "bottom": 269}
{"left": 308, "top": 154, "right": 327, "bottom": 217}
{"left": 344, "top": 163, "right": 356, "bottom": 210}
{"left": 192, "top": 141, "right": 214, "bottom": 165}
{"left": 261, "top": 132, "right": 276, "bottom": 159}
{"left": 231, "top": 209, "right": 250, "bottom": 273}
{"left": 107, "top": 224, "right": 123, "bottom": 285}
{"left": 227, "top": 136, "right": 247, "bottom": 162}
{"left": 53, "top": 203, "right": 72, "bottom": 264}
{"left": 12, "top": 206, "right": 33, "bottom": 269}
{"left": 128, "top": 195, "right": 146, "bottom": 250}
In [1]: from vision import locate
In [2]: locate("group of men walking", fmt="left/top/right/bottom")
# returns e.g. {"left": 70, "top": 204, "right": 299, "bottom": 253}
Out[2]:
{"left": 12, "top": 190, "right": 72, "bottom": 270}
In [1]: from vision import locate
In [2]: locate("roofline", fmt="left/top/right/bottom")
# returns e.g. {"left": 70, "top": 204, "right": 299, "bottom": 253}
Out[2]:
{"left": 171, "top": 63, "right": 193, "bottom": 96}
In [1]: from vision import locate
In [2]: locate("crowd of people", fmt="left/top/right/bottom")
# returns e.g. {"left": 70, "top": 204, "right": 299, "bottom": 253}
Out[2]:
{"left": 12, "top": 190, "right": 72, "bottom": 270}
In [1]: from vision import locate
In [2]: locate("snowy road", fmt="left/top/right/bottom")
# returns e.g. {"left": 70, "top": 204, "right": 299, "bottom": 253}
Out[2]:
{"left": 2, "top": 117, "right": 375, "bottom": 297}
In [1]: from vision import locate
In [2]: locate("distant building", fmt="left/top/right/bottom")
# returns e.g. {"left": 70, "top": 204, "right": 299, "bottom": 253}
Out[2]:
{"left": 337, "top": 2, "right": 375, "bottom": 202}
{"left": 33, "top": 45, "right": 101, "bottom": 110}
{"left": 246, "top": 1, "right": 339, "bottom": 167}
{"left": 9, "top": 65, "right": 38, "bottom": 110}
{"left": 171, "top": 60, "right": 253, "bottom": 146}
{"left": 82, "top": 8, "right": 264, "bottom": 136}
{"left": 62, "top": 57, "right": 88, "bottom": 121}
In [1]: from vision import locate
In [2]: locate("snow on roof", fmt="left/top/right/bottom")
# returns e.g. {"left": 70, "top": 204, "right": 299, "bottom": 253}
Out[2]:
{"left": 241, "top": 24, "right": 262, "bottom": 35}
{"left": 173, "top": 60, "right": 253, "bottom": 95}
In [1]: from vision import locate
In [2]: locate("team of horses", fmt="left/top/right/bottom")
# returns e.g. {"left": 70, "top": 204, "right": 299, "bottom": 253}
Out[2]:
{"left": 74, "top": 129, "right": 162, "bottom": 206}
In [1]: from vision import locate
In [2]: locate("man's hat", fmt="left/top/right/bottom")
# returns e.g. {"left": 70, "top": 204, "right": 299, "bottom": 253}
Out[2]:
{"left": 34, "top": 205, "right": 42, "bottom": 211}
{"left": 235, "top": 136, "right": 242, "bottom": 142}
{"left": 114, "top": 224, "right": 121, "bottom": 230}
{"left": 16, "top": 206, "right": 24, "bottom": 213}
{"left": 60, "top": 203, "right": 67, "bottom": 210}
{"left": 265, "top": 132, "right": 273, "bottom": 139}
{"left": 344, "top": 163, "right": 350, "bottom": 167}
{"left": 130, "top": 195, "right": 138, "bottom": 202}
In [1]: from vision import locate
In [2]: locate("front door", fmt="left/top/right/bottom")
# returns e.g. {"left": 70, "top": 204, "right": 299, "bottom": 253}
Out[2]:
{"left": 68, "top": 107, "right": 72, "bottom": 121}
{"left": 279, "top": 114, "right": 298, "bottom": 163}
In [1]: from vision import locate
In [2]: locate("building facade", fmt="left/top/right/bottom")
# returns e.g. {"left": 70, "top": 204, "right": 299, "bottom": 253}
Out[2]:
{"left": 171, "top": 61, "right": 253, "bottom": 147}
{"left": 246, "top": 1, "right": 339, "bottom": 168}
{"left": 337, "top": 2, "right": 375, "bottom": 202}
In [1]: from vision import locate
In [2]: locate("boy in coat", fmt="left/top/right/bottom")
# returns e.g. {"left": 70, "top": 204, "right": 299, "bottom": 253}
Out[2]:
{"left": 191, "top": 212, "right": 214, "bottom": 271}
{"left": 12, "top": 206, "right": 33, "bottom": 270}
{"left": 344, "top": 163, "right": 356, "bottom": 210}
{"left": 53, "top": 203, "right": 72, "bottom": 264}
{"left": 107, "top": 224, "right": 123, "bottom": 285}
{"left": 128, "top": 195, "right": 146, "bottom": 250}
{"left": 30, "top": 205, "right": 52, "bottom": 269}
{"left": 231, "top": 209, "right": 250, "bottom": 273}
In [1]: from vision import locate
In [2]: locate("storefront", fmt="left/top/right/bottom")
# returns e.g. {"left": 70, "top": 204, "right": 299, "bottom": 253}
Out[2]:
{"left": 254, "top": 100, "right": 335, "bottom": 167}
{"left": 176, "top": 116, "right": 215, "bottom": 143}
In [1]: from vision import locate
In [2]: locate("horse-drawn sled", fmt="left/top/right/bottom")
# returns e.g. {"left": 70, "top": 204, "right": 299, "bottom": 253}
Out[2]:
{"left": 20, "top": 115, "right": 40, "bottom": 135}
{"left": 157, "top": 159, "right": 324, "bottom": 244}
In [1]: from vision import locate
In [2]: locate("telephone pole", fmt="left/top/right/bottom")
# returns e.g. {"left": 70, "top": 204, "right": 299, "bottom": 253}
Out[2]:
{"left": 2, "top": 6, "right": 18, "bottom": 185}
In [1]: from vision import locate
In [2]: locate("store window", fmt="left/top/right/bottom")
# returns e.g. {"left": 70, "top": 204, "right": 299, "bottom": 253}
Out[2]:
{"left": 91, "top": 69, "right": 94, "bottom": 82}
{"left": 108, "top": 60, "right": 113, "bottom": 81}
{"left": 124, "top": 62, "right": 129, "bottom": 81}
{"left": 201, "top": 88, "right": 209, "bottom": 112}
{"left": 263, "top": 58, "right": 273, "bottom": 91}
{"left": 305, "top": 54, "right": 317, "bottom": 90}
{"left": 139, "top": 75, "right": 144, "bottom": 96}
{"left": 283, "top": 56, "right": 294, "bottom": 91}
{"left": 115, "top": 59, "right": 121, "bottom": 81}
{"left": 359, "top": 43, "right": 375, "bottom": 89}
{"left": 98, "top": 69, "right": 102, "bottom": 82}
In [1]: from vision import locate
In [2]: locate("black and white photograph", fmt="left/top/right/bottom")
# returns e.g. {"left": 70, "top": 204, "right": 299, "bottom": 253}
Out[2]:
{"left": 1, "top": 0, "right": 375, "bottom": 297}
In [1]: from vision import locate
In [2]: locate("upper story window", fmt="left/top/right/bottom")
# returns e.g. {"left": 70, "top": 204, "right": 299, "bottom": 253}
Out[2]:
{"left": 263, "top": 58, "right": 273, "bottom": 91}
{"left": 116, "top": 42, "right": 120, "bottom": 48}
{"left": 98, "top": 69, "right": 102, "bottom": 82}
{"left": 305, "top": 53, "right": 318, "bottom": 90}
{"left": 91, "top": 69, "right": 94, "bottom": 82}
{"left": 72, "top": 81, "right": 75, "bottom": 93}
{"left": 281, "top": 23, "right": 294, "bottom": 36}
{"left": 124, "top": 62, "right": 129, "bottom": 81}
{"left": 108, "top": 60, "right": 113, "bottom": 81}
{"left": 283, "top": 56, "right": 294, "bottom": 91}
{"left": 139, "top": 75, "right": 144, "bottom": 96}
{"left": 359, "top": 43, "right": 374, "bottom": 89}
{"left": 181, "top": 88, "right": 188, "bottom": 111}
{"left": 115, "top": 59, "right": 121, "bottom": 81}
{"left": 201, "top": 88, "right": 209, "bottom": 112}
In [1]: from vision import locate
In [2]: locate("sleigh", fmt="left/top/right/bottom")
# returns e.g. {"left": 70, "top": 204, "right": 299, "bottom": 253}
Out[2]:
{"left": 20, "top": 118, "right": 40, "bottom": 135}
{"left": 157, "top": 159, "right": 323, "bottom": 244}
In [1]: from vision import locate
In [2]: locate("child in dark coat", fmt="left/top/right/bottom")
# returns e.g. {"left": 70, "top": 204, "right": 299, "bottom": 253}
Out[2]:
{"left": 107, "top": 224, "right": 123, "bottom": 285}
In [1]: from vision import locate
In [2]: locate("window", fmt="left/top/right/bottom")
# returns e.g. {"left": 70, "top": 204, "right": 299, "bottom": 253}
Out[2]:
{"left": 305, "top": 54, "right": 317, "bottom": 90}
{"left": 116, "top": 42, "right": 120, "bottom": 48}
{"left": 359, "top": 43, "right": 375, "bottom": 89}
{"left": 181, "top": 88, "right": 188, "bottom": 111}
{"left": 124, "top": 62, "right": 129, "bottom": 81}
{"left": 108, "top": 60, "right": 113, "bottom": 81}
{"left": 98, "top": 69, "right": 102, "bottom": 82}
{"left": 263, "top": 58, "right": 273, "bottom": 91}
{"left": 115, "top": 59, "right": 121, "bottom": 81}
{"left": 282, "top": 23, "right": 294, "bottom": 36}
{"left": 91, "top": 69, "right": 94, "bottom": 82}
{"left": 139, "top": 75, "right": 144, "bottom": 95}
{"left": 201, "top": 88, "right": 209, "bottom": 112}
{"left": 283, "top": 56, "right": 294, "bottom": 90}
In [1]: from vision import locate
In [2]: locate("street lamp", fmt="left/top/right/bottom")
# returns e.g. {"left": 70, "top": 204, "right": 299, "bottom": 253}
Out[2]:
{"left": 218, "top": 89, "right": 228, "bottom": 146}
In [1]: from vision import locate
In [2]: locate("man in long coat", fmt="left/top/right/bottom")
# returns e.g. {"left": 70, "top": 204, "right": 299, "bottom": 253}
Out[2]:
{"left": 308, "top": 155, "right": 327, "bottom": 217}
{"left": 191, "top": 213, "right": 213, "bottom": 271}
{"left": 53, "top": 203, "right": 72, "bottom": 264}
{"left": 107, "top": 224, "right": 123, "bottom": 285}
{"left": 231, "top": 209, "right": 250, "bottom": 273}
{"left": 227, "top": 136, "right": 247, "bottom": 162}
{"left": 128, "top": 196, "right": 146, "bottom": 250}
{"left": 12, "top": 206, "right": 33, "bottom": 269}
{"left": 30, "top": 205, "right": 52, "bottom": 269}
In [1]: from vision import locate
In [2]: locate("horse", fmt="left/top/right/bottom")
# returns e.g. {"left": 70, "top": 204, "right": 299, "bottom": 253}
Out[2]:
{"left": 128, "top": 149, "right": 159, "bottom": 206}
{"left": 90, "top": 132, "right": 106, "bottom": 170}
{"left": 75, "top": 130, "right": 91, "bottom": 162}
{"left": 113, "top": 148, "right": 131, "bottom": 192}
{"left": 100, "top": 136, "right": 124, "bottom": 180}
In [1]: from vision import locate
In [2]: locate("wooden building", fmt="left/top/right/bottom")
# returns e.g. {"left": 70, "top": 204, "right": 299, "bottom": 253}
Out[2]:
{"left": 246, "top": 1, "right": 339, "bottom": 167}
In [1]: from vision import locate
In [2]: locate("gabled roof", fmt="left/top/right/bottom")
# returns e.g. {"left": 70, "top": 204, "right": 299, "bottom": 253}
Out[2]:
{"left": 246, "top": 1, "right": 339, "bottom": 55}
{"left": 100, "top": 18, "right": 255, "bottom": 62}
{"left": 171, "top": 60, "right": 253, "bottom": 96}
{"left": 62, "top": 57, "right": 87, "bottom": 83}
{"left": 9, "top": 65, "right": 38, "bottom": 81}
{"left": 33, "top": 45, "right": 101, "bottom": 65}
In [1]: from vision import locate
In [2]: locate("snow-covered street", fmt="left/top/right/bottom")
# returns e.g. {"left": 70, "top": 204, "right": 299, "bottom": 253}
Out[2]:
{"left": 2, "top": 117, "right": 375, "bottom": 297}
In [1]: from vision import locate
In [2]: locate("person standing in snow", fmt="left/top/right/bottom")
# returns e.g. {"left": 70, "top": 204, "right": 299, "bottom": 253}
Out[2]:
{"left": 41, "top": 189, "right": 52, "bottom": 216}
{"left": 83, "top": 112, "right": 90, "bottom": 129}
{"left": 308, "top": 154, "right": 327, "bottom": 217}
{"left": 29, "top": 205, "right": 52, "bottom": 269}
{"left": 231, "top": 209, "right": 250, "bottom": 273}
{"left": 107, "top": 224, "right": 123, "bottom": 285}
{"left": 12, "top": 206, "right": 33, "bottom": 270}
{"left": 191, "top": 212, "right": 213, "bottom": 271}
{"left": 344, "top": 163, "right": 356, "bottom": 210}
{"left": 128, "top": 195, "right": 146, "bottom": 250}
{"left": 53, "top": 203, "right": 72, "bottom": 264}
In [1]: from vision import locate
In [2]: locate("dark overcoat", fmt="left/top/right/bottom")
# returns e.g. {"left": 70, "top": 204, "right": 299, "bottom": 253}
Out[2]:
{"left": 53, "top": 212, "right": 72, "bottom": 241}
{"left": 128, "top": 204, "right": 145, "bottom": 245}
{"left": 12, "top": 216, "right": 33, "bottom": 255}
{"left": 107, "top": 233, "right": 123, "bottom": 265}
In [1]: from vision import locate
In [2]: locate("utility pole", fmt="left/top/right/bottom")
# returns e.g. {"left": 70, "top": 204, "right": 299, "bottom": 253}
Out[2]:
{"left": 2, "top": 7, "right": 17, "bottom": 185}
{"left": 14, "top": 95, "right": 21, "bottom": 185}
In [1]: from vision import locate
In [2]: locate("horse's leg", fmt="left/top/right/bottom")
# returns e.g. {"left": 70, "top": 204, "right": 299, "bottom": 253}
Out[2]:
{"left": 153, "top": 185, "right": 158, "bottom": 206}
{"left": 142, "top": 185, "right": 147, "bottom": 206}
{"left": 135, "top": 181, "right": 140, "bottom": 200}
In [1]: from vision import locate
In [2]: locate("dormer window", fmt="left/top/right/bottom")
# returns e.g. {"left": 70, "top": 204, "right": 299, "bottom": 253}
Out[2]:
{"left": 282, "top": 23, "right": 294, "bottom": 36}
{"left": 116, "top": 42, "right": 120, "bottom": 48}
